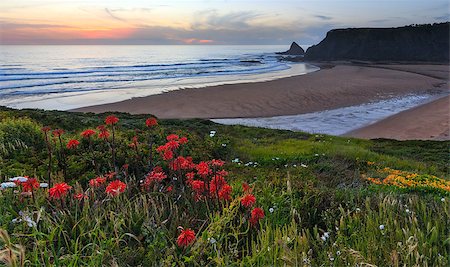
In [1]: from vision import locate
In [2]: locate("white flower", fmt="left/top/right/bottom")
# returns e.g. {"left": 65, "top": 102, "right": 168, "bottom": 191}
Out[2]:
{"left": 269, "top": 207, "right": 274, "bottom": 213}
{"left": 24, "top": 215, "right": 37, "bottom": 228}
{"left": 405, "top": 209, "right": 410, "bottom": 214}
{"left": 12, "top": 211, "right": 37, "bottom": 228}
{"left": 314, "top": 154, "right": 319, "bottom": 156}
{"left": 323, "top": 232, "right": 330, "bottom": 238}
{"left": 321, "top": 236, "right": 327, "bottom": 241}
{"left": 208, "top": 237, "right": 217, "bottom": 244}
{"left": 39, "top": 183, "right": 48, "bottom": 188}
{"left": 356, "top": 208, "right": 361, "bottom": 212}
{"left": 441, "top": 198, "right": 445, "bottom": 202}
{"left": 221, "top": 143, "right": 227, "bottom": 147}
{"left": 300, "top": 163, "right": 308, "bottom": 168}
{"left": 379, "top": 224, "right": 385, "bottom": 230}
{"left": 336, "top": 250, "right": 341, "bottom": 256}
{"left": 232, "top": 158, "right": 240, "bottom": 163}
{"left": 329, "top": 257, "right": 335, "bottom": 261}
{"left": 9, "top": 176, "right": 28, "bottom": 182}
{"left": 293, "top": 164, "right": 297, "bottom": 167}
{"left": 1, "top": 182, "right": 17, "bottom": 189}
{"left": 209, "top": 130, "right": 216, "bottom": 137}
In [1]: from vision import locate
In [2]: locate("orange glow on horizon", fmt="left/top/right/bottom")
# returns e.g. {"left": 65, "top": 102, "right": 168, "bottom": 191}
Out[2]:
{"left": 182, "top": 38, "right": 214, "bottom": 44}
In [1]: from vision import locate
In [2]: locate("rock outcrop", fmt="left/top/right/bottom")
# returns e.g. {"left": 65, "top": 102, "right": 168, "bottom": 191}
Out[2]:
{"left": 305, "top": 23, "right": 449, "bottom": 62}
{"left": 278, "top": 42, "right": 305, "bottom": 55}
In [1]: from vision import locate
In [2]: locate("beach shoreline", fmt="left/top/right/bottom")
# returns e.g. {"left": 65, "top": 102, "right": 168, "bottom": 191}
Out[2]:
{"left": 73, "top": 62, "right": 449, "bottom": 140}
{"left": 74, "top": 62, "right": 449, "bottom": 118}
{"left": 345, "top": 95, "right": 450, "bottom": 140}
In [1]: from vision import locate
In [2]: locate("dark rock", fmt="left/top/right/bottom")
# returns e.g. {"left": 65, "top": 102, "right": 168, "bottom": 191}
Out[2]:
{"left": 305, "top": 22, "right": 450, "bottom": 62}
{"left": 240, "top": 59, "right": 263, "bottom": 64}
{"left": 277, "top": 42, "right": 305, "bottom": 55}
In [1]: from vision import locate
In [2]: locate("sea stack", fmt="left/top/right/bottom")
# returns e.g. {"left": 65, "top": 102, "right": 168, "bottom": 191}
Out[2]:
{"left": 278, "top": 42, "right": 305, "bottom": 55}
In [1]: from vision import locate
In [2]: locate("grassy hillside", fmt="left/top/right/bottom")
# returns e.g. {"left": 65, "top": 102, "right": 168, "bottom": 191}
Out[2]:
{"left": 0, "top": 107, "right": 449, "bottom": 266}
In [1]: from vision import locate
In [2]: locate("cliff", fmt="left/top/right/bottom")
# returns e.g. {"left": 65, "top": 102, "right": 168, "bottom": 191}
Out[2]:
{"left": 305, "top": 23, "right": 449, "bottom": 62}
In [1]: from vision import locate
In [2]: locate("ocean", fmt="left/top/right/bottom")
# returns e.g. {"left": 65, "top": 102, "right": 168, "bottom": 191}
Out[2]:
{"left": 0, "top": 45, "right": 317, "bottom": 110}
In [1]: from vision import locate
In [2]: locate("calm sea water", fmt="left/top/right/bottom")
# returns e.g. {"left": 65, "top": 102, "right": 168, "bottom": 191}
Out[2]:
{"left": 0, "top": 45, "right": 318, "bottom": 110}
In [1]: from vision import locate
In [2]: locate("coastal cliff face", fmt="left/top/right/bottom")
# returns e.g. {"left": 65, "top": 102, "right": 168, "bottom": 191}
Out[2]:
{"left": 305, "top": 23, "right": 450, "bottom": 62}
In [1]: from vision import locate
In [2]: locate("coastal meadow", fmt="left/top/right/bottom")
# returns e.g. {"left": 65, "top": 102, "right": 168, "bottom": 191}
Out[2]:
{"left": 0, "top": 108, "right": 449, "bottom": 266}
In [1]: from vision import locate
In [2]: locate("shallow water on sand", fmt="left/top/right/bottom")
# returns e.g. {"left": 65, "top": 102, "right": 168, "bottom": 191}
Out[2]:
{"left": 212, "top": 93, "right": 447, "bottom": 135}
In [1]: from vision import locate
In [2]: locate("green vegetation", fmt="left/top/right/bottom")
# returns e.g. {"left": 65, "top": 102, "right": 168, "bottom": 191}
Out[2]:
{"left": 0, "top": 107, "right": 449, "bottom": 266}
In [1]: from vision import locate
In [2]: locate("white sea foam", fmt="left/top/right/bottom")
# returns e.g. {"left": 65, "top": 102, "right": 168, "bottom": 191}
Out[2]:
{"left": 0, "top": 45, "right": 317, "bottom": 110}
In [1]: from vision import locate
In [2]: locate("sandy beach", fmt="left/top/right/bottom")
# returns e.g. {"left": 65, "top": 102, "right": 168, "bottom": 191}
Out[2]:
{"left": 74, "top": 63, "right": 449, "bottom": 140}
{"left": 74, "top": 63, "right": 448, "bottom": 118}
{"left": 346, "top": 95, "right": 449, "bottom": 140}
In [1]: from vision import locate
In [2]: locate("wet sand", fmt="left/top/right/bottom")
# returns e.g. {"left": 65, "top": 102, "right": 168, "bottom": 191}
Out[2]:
{"left": 74, "top": 63, "right": 449, "bottom": 119}
{"left": 346, "top": 95, "right": 449, "bottom": 140}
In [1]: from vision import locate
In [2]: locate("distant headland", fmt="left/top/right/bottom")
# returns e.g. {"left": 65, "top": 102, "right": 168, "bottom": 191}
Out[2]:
{"left": 303, "top": 22, "right": 449, "bottom": 62}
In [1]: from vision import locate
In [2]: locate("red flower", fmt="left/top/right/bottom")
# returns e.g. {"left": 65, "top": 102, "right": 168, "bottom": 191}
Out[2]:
{"left": 166, "top": 185, "right": 173, "bottom": 192}
{"left": 153, "top": 166, "right": 163, "bottom": 173}
{"left": 218, "top": 184, "right": 232, "bottom": 201}
{"left": 179, "top": 137, "right": 188, "bottom": 144}
{"left": 21, "top": 178, "right": 40, "bottom": 192}
{"left": 66, "top": 139, "right": 80, "bottom": 149}
{"left": 143, "top": 171, "right": 167, "bottom": 189}
{"left": 166, "top": 134, "right": 179, "bottom": 141}
{"left": 162, "top": 149, "right": 173, "bottom": 161}
{"left": 41, "top": 126, "right": 51, "bottom": 133}
{"left": 177, "top": 228, "right": 196, "bottom": 247}
{"left": 105, "top": 115, "right": 119, "bottom": 125}
{"left": 97, "top": 126, "right": 110, "bottom": 139}
{"left": 74, "top": 193, "right": 88, "bottom": 200}
{"left": 242, "top": 182, "right": 252, "bottom": 193}
{"left": 49, "top": 183, "right": 72, "bottom": 199}
{"left": 186, "top": 172, "right": 195, "bottom": 184}
{"left": 170, "top": 156, "right": 195, "bottom": 171}
{"left": 89, "top": 177, "right": 106, "bottom": 187}
{"left": 166, "top": 140, "right": 180, "bottom": 150}
{"left": 209, "top": 175, "right": 226, "bottom": 195}
{"left": 196, "top": 161, "right": 210, "bottom": 176}
{"left": 250, "top": 207, "right": 265, "bottom": 225}
{"left": 81, "top": 129, "right": 96, "bottom": 138}
{"left": 241, "top": 194, "right": 256, "bottom": 208}
{"left": 156, "top": 144, "right": 168, "bottom": 153}
{"left": 191, "top": 180, "right": 205, "bottom": 192}
{"left": 105, "top": 172, "right": 117, "bottom": 180}
{"left": 52, "top": 129, "right": 64, "bottom": 137}
{"left": 129, "top": 136, "right": 139, "bottom": 148}
{"left": 105, "top": 180, "right": 127, "bottom": 196}
{"left": 211, "top": 159, "right": 225, "bottom": 167}
{"left": 217, "top": 170, "right": 229, "bottom": 177}
{"left": 145, "top": 117, "right": 158, "bottom": 127}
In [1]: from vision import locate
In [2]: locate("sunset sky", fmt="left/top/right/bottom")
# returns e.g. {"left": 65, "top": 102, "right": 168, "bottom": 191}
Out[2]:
{"left": 1, "top": 0, "right": 448, "bottom": 45}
